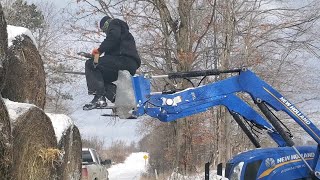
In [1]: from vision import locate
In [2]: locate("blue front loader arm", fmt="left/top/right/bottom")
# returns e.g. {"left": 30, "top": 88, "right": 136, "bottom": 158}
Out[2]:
{"left": 132, "top": 70, "right": 286, "bottom": 147}
{"left": 238, "top": 71, "right": 320, "bottom": 145}
{"left": 131, "top": 69, "right": 320, "bottom": 177}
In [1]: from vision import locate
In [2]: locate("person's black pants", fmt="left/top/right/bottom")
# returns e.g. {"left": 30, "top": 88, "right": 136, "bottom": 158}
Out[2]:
{"left": 85, "top": 55, "right": 139, "bottom": 99}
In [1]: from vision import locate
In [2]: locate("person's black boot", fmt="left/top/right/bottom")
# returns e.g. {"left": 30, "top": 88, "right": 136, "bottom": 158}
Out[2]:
{"left": 83, "top": 95, "right": 107, "bottom": 110}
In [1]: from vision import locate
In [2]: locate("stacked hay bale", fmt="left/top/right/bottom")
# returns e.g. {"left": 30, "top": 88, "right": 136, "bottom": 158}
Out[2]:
{"left": 5, "top": 100, "right": 59, "bottom": 180}
{"left": 0, "top": 3, "right": 12, "bottom": 179}
{"left": 0, "top": 98, "right": 12, "bottom": 179}
{"left": 0, "top": 3, "right": 82, "bottom": 179}
{"left": 0, "top": 3, "right": 8, "bottom": 90}
{"left": 1, "top": 20, "right": 57, "bottom": 179}
{"left": 47, "top": 113, "right": 82, "bottom": 180}
{"left": 2, "top": 31, "right": 46, "bottom": 109}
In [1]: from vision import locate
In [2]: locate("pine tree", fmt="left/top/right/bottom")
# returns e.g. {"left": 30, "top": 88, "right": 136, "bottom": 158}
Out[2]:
{"left": 4, "top": 0, "right": 44, "bottom": 31}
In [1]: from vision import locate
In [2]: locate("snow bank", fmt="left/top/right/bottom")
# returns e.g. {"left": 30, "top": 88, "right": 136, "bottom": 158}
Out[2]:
{"left": 168, "top": 171, "right": 228, "bottom": 180}
{"left": 46, "top": 113, "right": 74, "bottom": 142}
{"left": 3, "top": 98, "right": 36, "bottom": 123}
{"left": 7, "top": 25, "right": 38, "bottom": 49}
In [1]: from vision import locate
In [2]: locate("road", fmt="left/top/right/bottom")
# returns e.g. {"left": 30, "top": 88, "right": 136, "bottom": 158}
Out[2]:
{"left": 108, "top": 152, "right": 148, "bottom": 180}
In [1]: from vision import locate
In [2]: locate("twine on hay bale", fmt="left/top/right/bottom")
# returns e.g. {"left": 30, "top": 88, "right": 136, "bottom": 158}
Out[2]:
{"left": 47, "top": 113, "right": 82, "bottom": 180}
{"left": 2, "top": 34, "right": 46, "bottom": 109}
{"left": 0, "top": 3, "right": 9, "bottom": 91}
{"left": 0, "top": 98, "right": 12, "bottom": 179}
{"left": 9, "top": 106, "right": 58, "bottom": 180}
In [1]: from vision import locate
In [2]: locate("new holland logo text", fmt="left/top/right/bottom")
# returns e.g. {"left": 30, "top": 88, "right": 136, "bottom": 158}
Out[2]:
{"left": 276, "top": 152, "right": 315, "bottom": 164}
{"left": 279, "top": 97, "right": 311, "bottom": 125}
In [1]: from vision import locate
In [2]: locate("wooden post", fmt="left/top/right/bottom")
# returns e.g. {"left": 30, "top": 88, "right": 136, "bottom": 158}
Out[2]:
{"left": 154, "top": 169, "right": 158, "bottom": 180}
{"left": 205, "top": 162, "right": 210, "bottom": 180}
{"left": 217, "top": 163, "right": 223, "bottom": 176}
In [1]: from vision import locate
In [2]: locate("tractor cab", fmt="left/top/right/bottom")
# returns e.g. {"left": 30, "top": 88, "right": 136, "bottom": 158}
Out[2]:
{"left": 224, "top": 146, "right": 316, "bottom": 180}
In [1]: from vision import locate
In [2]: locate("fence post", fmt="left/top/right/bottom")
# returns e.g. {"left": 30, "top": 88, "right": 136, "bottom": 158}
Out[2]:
{"left": 205, "top": 162, "right": 210, "bottom": 180}
{"left": 154, "top": 169, "right": 158, "bottom": 180}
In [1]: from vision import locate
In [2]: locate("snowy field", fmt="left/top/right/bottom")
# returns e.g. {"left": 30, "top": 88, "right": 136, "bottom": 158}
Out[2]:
{"left": 108, "top": 152, "right": 227, "bottom": 180}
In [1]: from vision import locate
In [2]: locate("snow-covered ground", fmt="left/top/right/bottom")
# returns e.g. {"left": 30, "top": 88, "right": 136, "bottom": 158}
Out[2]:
{"left": 168, "top": 172, "right": 227, "bottom": 180}
{"left": 108, "top": 152, "right": 227, "bottom": 180}
{"left": 108, "top": 152, "right": 148, "bottom": 180}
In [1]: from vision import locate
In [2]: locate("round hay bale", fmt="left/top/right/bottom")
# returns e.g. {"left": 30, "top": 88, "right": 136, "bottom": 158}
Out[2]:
{"left": 58, "top": 125, "right": 82, "bottom": 180}
{"left": 0, "top": 3, "right": 8, "bottom": 91}
{"left": 47, "top": 114, "right": 82, "bottom": 180}
{"left": 0, "top": 97, "right": 12, "bottom": 179}
{"left": 2, "top": 34, "right": 46, "bottom": 109}
{"left": 5, "top": 100, "right": 58, "bottom": 180}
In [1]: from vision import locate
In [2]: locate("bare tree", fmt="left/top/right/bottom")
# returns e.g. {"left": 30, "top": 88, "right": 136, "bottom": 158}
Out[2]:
{"left": 104, "top": 140, "right": 132, "bottom": 163}
{"left": 82, "top": 136, "right": 105, "bottom": 151}
{"left": 33, "top": 1, "right": 77, "bottom": 114}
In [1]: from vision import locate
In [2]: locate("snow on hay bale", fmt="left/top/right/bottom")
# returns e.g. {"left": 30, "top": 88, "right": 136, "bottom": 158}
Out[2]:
{"left": 0, "top": 3, "right": 8, "bottom": 91}
{"left": 2, "top": 25, "right": 45, "bottom": 109}
{"left": 4, "top": 99, "right": 59, "bottom": 180}
{"left": 47, "top": 113, "right": 82, "bottom": 180}
{"left": 0, "top": 98, "right": 12, "bottom": 179}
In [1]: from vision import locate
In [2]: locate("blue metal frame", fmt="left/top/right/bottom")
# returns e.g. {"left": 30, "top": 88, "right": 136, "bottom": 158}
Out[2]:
{"left": 131, "top": 69, "right": 320, "bottom": 178}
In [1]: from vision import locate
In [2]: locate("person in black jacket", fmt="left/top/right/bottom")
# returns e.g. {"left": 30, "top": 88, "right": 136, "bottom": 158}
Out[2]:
{"left": 83, "top": 16, "right": 141, "bottom": 110}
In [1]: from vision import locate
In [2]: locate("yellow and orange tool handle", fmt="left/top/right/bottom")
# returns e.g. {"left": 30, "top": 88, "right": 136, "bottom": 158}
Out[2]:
{"left": 92, "top": 48, "right": 100, "bottom": 65}
{"left": 94, "top": 53, "right": 100, "bottom": 64}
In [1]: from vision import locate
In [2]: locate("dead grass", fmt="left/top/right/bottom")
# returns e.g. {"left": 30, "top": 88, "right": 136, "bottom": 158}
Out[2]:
{"left": 38, "top": 148, "right": 62, "bottom": 165}
{"left": 140, "top": 172, "right": 173, "bottom": 180}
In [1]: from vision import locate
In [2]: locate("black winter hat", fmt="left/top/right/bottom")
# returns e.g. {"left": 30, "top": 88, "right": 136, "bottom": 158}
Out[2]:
{"left": 99, "top": 16, "right": 112, "bottom": 29}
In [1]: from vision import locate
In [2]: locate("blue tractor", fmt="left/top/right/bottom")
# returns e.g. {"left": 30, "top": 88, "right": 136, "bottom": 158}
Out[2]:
{"left": 111, "top": 67, "right": 318, "bottom": 180}
{"left": 71, "top": 63, "right": 319, "bottom": 179}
